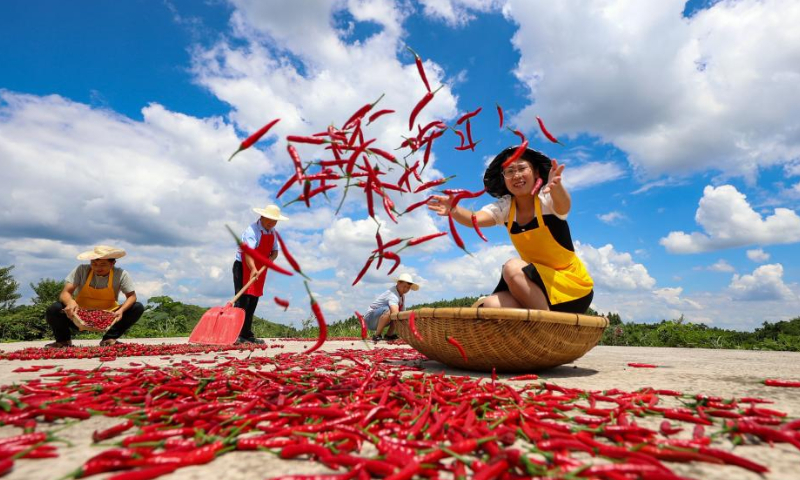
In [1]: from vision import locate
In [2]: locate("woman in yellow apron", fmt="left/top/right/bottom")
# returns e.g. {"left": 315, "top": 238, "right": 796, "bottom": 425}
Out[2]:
{"left": 428, "top": 147, "right": 594, "bottom": 313}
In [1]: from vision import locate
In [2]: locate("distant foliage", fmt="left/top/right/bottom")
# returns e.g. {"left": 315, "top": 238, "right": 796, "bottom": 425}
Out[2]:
{"left": 1, "top": 268, "right": 799, "bottom": 351}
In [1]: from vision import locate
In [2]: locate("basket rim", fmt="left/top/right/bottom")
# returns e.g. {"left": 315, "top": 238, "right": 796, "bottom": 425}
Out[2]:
{"left": 389, "top": 307, "right": 608, "bottom": 328}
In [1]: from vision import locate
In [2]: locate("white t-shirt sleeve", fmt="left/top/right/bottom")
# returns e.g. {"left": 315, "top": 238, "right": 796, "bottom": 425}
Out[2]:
{"left": 540, "top": 191, "right": 568, "bottom": 220}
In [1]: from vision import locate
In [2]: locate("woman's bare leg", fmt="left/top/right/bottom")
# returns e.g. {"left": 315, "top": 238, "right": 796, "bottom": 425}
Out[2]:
{"left": 481, "top": 291, "right": 522, "bottom": 308}
{"left": 503, "top": 258, "right": 549, "bottom": 310}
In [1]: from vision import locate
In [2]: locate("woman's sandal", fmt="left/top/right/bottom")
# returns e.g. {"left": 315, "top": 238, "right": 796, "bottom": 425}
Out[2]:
{"left": 44, "top": 341, "right": 73, "bottom": 349}
{"left": 99, "top": 338, "right": 121, "bottom": 347}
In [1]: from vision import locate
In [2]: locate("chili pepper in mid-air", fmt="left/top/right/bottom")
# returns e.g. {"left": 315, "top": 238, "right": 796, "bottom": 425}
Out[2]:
{"left": 406, "top": 232, "right": 447, "bottom": 247}
{"left": 227, "top": 118, "right": 280, "bottom": 162}
{"left": 367, "top": 109, "right": 395, "bottom": 124}
{"left": 531, "top": 177, "right": 543, "bottom": 197}
{"left": 355, "top": 311, "right": 367, "bottom": 340}
{"left": 225, "top": 225, "right": 294, "bottom": 276}
{"left": 501, "top": 131, "right": 528, "bottom": 168}
{"left": 286, "top": 135, "right": 327, "bottom": 145}
{"left": 407, "top": 46, "right": 431, "bottom": 92}
{"left": 537, "top": 115, "right": 564, "bottom": 145}
{"left": 408, "top": 92, "right": 434, "bottom": 131}
{"left": 414, "top": 177, "right": 453, "bottom": 194}
{"left": 303, "top": 281, "right": 327, "bottom": 355}
{"left": 274, "top": 297, "right": 290, "bottom": 311}
{"left": 456, "top": 107, "right": 482, "bottom": 125}
{"left": 352, "top": 255, "right": 375, "bottom": 286}
{"left": 408, "top": 311, "right": 423, "bottom": 342}
{"left": 496, "top": 103, "right": 504, "bottom": 128}
{"left": 381, "top": 251, "right": 402, "bottom": 275}
{"left": 448, "top": 213, "right": 467, "bottom": 253}
{"left": 447, "top": 336, "right": 469, "bottom": 362}
{"left": 471, "top": 214, "right": 488, "bottom": 242}
{"left": 453, "top": 129, "right": 466, "bottom": 148}
{"left": 287, "top": 144, "right": 306, "bottom": 184}
{"left": 274, "top": 231, "right": 309, "bottom": 280}
{"left": 344, "top": 94, "right": 384, "bottom": 129}
{"left": 465, "top": 120, "right": 476, "bottom": 151}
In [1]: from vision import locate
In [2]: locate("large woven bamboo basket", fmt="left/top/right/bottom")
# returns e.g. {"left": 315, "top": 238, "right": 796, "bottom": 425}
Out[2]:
{"left": 390, "top": 307, "right": 608, "bottom": 372}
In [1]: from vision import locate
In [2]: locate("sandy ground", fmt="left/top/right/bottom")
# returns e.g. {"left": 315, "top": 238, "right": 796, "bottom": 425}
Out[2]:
{"left": 1, "top": 338, "right": 799, "bottom": 479}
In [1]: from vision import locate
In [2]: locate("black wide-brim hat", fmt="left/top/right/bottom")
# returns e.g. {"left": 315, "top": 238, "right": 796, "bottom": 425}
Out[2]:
{"left": 483, "top": 146, "right": 553, "bottom": 198}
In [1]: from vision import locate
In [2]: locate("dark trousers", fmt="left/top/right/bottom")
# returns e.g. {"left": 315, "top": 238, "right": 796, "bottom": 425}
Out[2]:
{"left": 232, "top": 260, "right": 259, "bottom": 339}
{"left": 45, "top": 301, "right": 144, "bottom": 342}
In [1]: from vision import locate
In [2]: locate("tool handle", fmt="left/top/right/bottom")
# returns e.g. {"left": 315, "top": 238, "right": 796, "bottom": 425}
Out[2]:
{"left": 230, "top": 266, "right": 268, "bottom": 304}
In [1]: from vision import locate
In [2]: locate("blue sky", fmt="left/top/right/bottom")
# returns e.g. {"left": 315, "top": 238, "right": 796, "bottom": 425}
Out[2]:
{"left": 1, "top": 0, "right": 798, "bottom": 331}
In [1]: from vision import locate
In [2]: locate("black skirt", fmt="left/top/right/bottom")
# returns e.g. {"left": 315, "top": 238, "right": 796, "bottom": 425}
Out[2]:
{"left": 492, "top": 262, "right": 594, "bottom": 314}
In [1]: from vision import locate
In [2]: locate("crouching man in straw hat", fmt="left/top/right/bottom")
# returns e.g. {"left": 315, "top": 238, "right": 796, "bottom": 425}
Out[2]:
{"left": 364, "top": 273, "right": 419, "bottom": 342}
{"left": 232, "top": 204, "right": 289, "bottom": 345}
{"left": 45, "top": 245, "right": 144, "bottom": 348}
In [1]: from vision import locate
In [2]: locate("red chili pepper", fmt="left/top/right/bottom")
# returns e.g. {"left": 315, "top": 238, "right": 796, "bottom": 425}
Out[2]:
{"left": 659, "top": 420, "right": 683, "bottom": 436}
{"left": 0, "top": 458, "right": 12, "bottom": 476}
{"left": 414, "top": 177, "right": 452, "bottom": 194}
{"left": 406, "top": 232, "right": 447, "bottom": 247}
{"left": 453, "top": 129, "right": 466, "bottom": 148}
{"left": 456, "top": 107, "right": 482, "bottom": 125}
{"left": 287, "top": 144, "right": 306, "bottom": 183}
{"left": 496, "top": 103, "right": 503, "bottom": 128}
{"left": 501, "top": 135, "right": 528, "bottom": 168}
{"left": 764, "top": 379, "right": 800, "bottom": 388}
{"left": 367, "top": 147, "right": 397, "bottom": 164}
{"left": 287, "top": 135, "right": 327, "bottom": 145}
{"left": 225, "top": 225, "right": 294, "bottom": 276}
{"left": 465, "top": 120, "right": 476, "bottom": 152}
{"left": 355, "top": 311, "right": 367, "bottom": 340}
{"left": 446, "top": 336, "right": 468, "bottom": 363}
{"left": 508, "top": 374, "right": 538, "bottom": 381}
{"left": 408, "top": 92, "right": 433, "bottom": 131}
{"left": 536, "top": 115, "right": 563, "bottom": 145}
{"left": 402, "top": 196, "right": 432, "bottom": 215}
{"left": 352, "top": 255, "right": 375, "bottom": 286}
{"left": 367, "top": 109, "right": 395, "bottom": 124}
{"left": 274, "top": 231, "right": 309, "bottom": 279}
{"left": 408, "top": 312, "right": 423, "bottom": 342}
{"left": 471, "top": 213, "right": 487, "bottom": 242}
{"left": 227, "top": 118, "right": 280, "bottom": 162}
{"left": 448, "top": 213, "right": 467, "bottom": 252}
{"left": 276, "top": 173, "right": 299, "bottom": 199}
{"left": 274, "top": 297, "right": 290, "bottom": 311}
{"left": 303, "top": 281, "right": 328, "bottom": 354}
{"left": 407, "top": 46, "right": 431, "bottom": 92}
{"left": 454, "top": 141, "right": 480, "bottom": 151}
{"left": 381, "top": 251, "right": 402, "bottom": 275}
{"left": 344, "top": 94, "right": 384, "bottom": 129}
{"left": 628, "top": 363, "right": 658, "bottom": 368}
{"left": 530, "top": 177, "right": 543, "bottom": 197}
{"left": 92, "top": 420, "right": 134, "bottom": 443}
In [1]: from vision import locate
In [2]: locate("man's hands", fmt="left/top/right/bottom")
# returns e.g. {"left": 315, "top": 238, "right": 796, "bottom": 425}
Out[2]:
{"left": 111, "top": 309, "right": 124, "bottom": 323}
{"left": 63, "top": 301, "right": 79, "bottom": 318}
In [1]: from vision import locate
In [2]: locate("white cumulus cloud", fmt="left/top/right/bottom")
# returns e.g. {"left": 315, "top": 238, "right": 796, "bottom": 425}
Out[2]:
{"left": 746, "top": 248, "right": 770, "bottom": 263}
{"left": 660, "top": 185, "right": 800, "bottom": 253}
{"left": 729, "top": 264, "right": 795, "bottom": 302}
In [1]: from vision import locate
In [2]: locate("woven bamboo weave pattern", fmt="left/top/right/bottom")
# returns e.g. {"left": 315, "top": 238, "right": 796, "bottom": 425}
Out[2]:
{"left": 390, "top": 307, "right": 608, "bottom": 372}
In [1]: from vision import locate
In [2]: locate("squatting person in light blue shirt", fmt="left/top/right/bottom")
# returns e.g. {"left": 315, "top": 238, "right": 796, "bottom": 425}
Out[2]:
{"left": 364, "top": 273, "right": 419, "bottom": 342}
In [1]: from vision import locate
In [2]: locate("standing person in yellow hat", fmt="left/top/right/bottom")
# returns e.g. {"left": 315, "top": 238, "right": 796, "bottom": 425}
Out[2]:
{"left": 365, "top": 273, "right": 419, "bottom": 342}
{"left": 45, "top": 245, "right": 144, "bottom": 348}
{"left": 232, "top": 204, "right": 289, "bottom": 344}
{"left": 428, "top": 147, "right": 594, "bottom": 313}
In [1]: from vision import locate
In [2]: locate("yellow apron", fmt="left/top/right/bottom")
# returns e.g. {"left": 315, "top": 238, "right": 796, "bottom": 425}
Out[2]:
{"left": 75, "top": 269, "right": 119, "bottom": 311}
{"left": 507, "top": 197, "right": 593, "bottom": 305}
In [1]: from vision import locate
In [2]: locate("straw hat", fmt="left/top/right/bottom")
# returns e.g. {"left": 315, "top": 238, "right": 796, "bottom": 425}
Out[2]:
{"left": 483, "top": 146, "right": 553, "bottom": 198}
{"left": 77, "top": 245, "right": 127, "bottom": 261}
{"left": 252, "top": 204, "right": 289, "bottom": 221}
{"left": 394, "top": 273, "right": 420, "bottom": 291}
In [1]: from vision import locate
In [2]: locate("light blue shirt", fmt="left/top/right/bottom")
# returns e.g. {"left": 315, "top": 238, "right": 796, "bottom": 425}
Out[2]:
{"left": 366, "top": 286, "right": 405, "bottom": 316}
{"left": 235, "top": 219, "right": 280, "bottom": 261}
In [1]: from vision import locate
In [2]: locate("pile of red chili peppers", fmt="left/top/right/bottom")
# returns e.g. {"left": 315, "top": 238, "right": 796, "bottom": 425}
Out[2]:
{"left": 2, "top": 347, "right": 799, "bottom": 479}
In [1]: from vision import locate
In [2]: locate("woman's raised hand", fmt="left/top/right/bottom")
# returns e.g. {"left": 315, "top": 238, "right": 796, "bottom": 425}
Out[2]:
{"left": 427, "top": 194, "right": 453, "bottom": 216}
{"left": 543, "top": 159, "right": 566, "bottom": 194}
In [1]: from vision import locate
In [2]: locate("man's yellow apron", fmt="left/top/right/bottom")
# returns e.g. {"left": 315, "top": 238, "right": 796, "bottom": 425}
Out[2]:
{"left": 75, "top": 270, "right": 119, "bottom": 310}
{"left": 507, "top": 197, "right": 594, "bottom": 305}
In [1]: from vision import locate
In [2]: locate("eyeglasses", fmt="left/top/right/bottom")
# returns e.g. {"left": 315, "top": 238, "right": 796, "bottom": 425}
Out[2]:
{"left": 502, "top": 164, "right": 531, "bottom": 178}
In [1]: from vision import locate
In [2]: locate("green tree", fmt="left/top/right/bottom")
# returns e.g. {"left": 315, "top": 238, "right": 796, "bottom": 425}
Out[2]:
{"left": 30, "top": 278, "right": 66, "bottom": 306}
{"left": 0, "top": 265, "right": 21, "bottom": 310}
